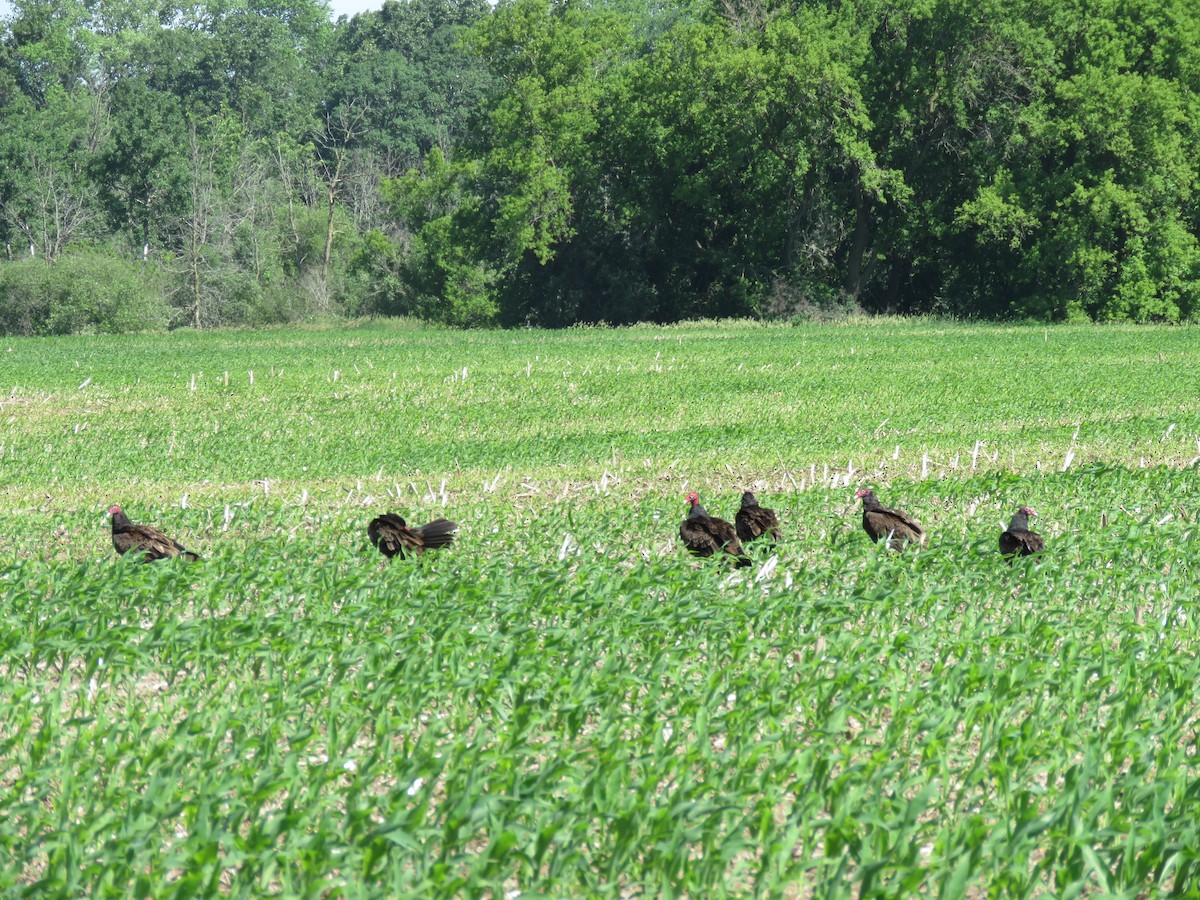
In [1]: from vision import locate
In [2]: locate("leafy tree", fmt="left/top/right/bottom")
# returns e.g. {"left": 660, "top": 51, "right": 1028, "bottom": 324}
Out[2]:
{"left": 581, "top": 1, "right": 892, "bottom": 322}
{"left": 817, "top": 0, "right": 1053, "bottom": 314}
{"left": 0, "top": 250, "right": 169, "bottom": 334}
{"left": 0, "top": 85, "right": 104, "bottom": 259}
{"left": 91, "top": 77, "right": 190, "bottom": 250}
{"left": 208, "top": 0, "right": 332, "bottom": 138}
{"left": 330, "top": 0, "right": 494, "bottom": 173}
{"left": 382, "top": 147, "right": 498, "bottom": 325}
{"left": 2, "top": 0, "right": 92, "bottom": 104}
{"left": 346, "top": 227, "right": 406, "bottom": 315}
{"left": 4, "top": 0, "right": 1200, "bottom": 329}
{"left": 955, "top": 0, "right": 1200, "bottom": 321}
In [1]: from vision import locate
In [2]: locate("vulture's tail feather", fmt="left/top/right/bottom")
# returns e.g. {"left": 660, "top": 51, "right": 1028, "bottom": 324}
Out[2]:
{"left": 418, "top": 519, "right": 458, "bottom": 549}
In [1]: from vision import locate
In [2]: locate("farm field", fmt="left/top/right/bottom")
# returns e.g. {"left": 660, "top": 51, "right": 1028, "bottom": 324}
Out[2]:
{"left": 2, "top": 319, "right": 1200, "bottom": 896}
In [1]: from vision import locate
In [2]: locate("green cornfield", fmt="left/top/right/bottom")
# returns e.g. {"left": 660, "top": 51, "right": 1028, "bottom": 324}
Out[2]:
{"left": 2, "top": 319, "right": 1200, "bottom": 897}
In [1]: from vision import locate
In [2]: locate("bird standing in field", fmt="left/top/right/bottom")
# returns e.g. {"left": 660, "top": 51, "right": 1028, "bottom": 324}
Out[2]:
{"left": 735, "top": 491, "right": 781, "bottom": 544}
{"left": 855, "top": 488, "right": 926, "bottom": 550}
{"left": 368, "top": 513, "right": 458, "bottom": 559}
{"left": 108, "top": 504, "right": 201, "bottom": 561}
{"left": 679, "top": 492, "right": 751, "bottom": 567}
{"left": 999, "top": 505, "right": 1044, "bottom": 559}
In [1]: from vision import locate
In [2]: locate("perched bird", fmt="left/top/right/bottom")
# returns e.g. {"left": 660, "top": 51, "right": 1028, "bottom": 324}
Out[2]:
{"left": 855, "top": 488, "right": 926, "bottom": 550}
{"left": 735, "top": 491, "right": 781, "bottom": 544}
{"left": 679, "top": 492, "right": 751, "bottom": 567}
{"left": 368, "top": 513, "right": 458, "bottom": 559}
{"left": 999, "top": 505, "right": 1044, "bottom": 559}
{"left": 108, "top": 504, "right": 201, "bottom": 561}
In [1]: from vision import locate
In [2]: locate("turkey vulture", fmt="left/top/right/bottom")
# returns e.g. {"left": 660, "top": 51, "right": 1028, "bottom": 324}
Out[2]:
{"left": 854, "top": 488, "right": 925, "bottom": 550}
{"left": 999, "top": 505, "right": 1044, "bottom": 558}
{"left": 108, "top": 504, "right": 201, "bottom": 562}
{"left": 735, "top": 491, "right": 781, "bottom": 544}
{"left": 368, "top": 513, "right": 458, "bottom": 559}
{"left": 679, "top": 492, "right": 751, "bottom": 567}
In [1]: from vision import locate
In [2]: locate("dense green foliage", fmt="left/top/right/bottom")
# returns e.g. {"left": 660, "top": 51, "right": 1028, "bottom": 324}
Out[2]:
{"left": 2, "top": 0, "right": 1200, "bottom": 332}
{"left": 0, "top": 0, "right": 494, "bottom": 332}
{"left": 0, "top": 252, "right": 168, "bottom": 334}
{"left": 3, "top": 321, "right": 1200, "bottom": 894}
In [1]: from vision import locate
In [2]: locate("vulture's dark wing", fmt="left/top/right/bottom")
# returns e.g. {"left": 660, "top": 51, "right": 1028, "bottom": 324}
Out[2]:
{"left": 368, "top": 514, "right": 414, "bottom": 558}
{"left": 115, "top": 523, "right": 197, "bottom": 561}
{"left": 681, "top": 516, "right": 751, "bottom": 567}
{"left": 414, "top": 519, "right": 458, "bottom": 551}
{"left": 1000, "top": 528, "right": 1044, "bottom": 557}
{"left": 864, "top": 507, "right": 925, "bottom": 549}
{"left": 736, "top": 506, "right": 781, "bottom": 543}
{"left": 680, "top": 518, "right": 722, "bottom": 558}
{"left": 880, "top": 504, "right": 924, "bottom": 537}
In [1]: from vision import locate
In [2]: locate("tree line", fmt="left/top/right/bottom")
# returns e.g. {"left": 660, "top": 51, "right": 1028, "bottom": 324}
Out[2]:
{"left": 1, "top": 0, "right": 1198, "bottom": 334}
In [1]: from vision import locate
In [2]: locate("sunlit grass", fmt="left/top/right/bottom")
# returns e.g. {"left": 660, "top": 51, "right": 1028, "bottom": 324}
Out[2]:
{"left": 2, "top": 320, "right": 1200, "bottom": 896}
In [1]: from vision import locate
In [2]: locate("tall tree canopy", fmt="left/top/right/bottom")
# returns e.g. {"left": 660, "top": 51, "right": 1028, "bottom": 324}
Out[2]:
{"left": 1, "top": 0, "right": 1199, "bottom": 333}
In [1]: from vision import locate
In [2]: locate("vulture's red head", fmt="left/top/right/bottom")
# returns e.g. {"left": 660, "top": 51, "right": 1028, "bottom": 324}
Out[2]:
{"left": 107, "top": 504, "right": 123, "bottom": 516}
{"left": 1019, "top": 505, "right": 1037, "bottom": 516}
{"left": 854, "top": 488, "right": 871, "bottom": 500}
{"left": 685, "top": 492, "right": 700, "bottom": 506}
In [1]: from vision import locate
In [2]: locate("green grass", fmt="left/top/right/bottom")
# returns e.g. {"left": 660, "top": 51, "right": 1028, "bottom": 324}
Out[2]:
{"left": 3, "top": 319, "right": 1200, "bottom": 896}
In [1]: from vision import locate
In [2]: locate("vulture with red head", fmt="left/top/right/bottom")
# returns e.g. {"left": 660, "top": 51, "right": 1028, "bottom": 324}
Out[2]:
{"left": 679, "top": 492, "right": 751, "bottom": 567}
{"left": 735, "top": 491, "right": 781, "bottom": 544}
{"left": 854, "top": 489, "right": 925, "bottom": 550}
{"left": 999, "top": 506, "right": 1044, "bottom": 558}
{"left": 108, "top": 504, "right": 201, "bottom": 561}
{"left": 368, "top": 513, "right": 458, "bottom": 559}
